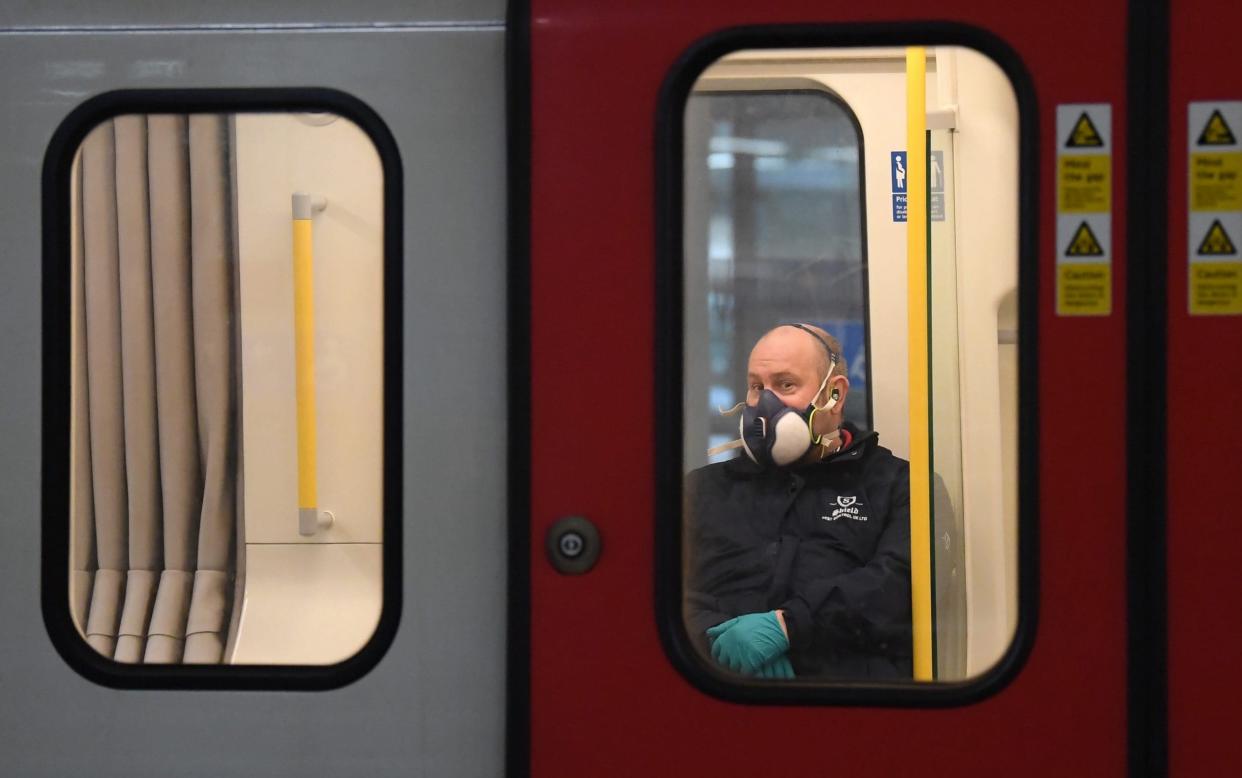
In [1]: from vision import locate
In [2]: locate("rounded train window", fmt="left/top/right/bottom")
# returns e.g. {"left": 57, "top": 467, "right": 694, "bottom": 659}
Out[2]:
{"left": 669, "top": 45, "right": 1029, "bottom": 695}
{"left": 46, "top": 92, "right": 401, "bottom": 686}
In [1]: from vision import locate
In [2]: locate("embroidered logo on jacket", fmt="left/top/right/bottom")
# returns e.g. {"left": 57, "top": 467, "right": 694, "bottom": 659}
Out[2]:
{"left": 821, "top": 495, "right": 868, "bottom": 522}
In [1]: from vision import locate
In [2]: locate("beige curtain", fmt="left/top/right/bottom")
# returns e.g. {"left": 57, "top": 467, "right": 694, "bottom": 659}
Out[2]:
{"left": 72, "top": 114, "right": 240, "bottom": 664}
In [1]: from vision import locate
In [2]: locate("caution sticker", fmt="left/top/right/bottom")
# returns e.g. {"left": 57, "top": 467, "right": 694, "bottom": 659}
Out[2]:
{"left": 1188, "top": 102, "right": 1242, "bottom": 315}
{"left": 1056, "top": 213, "right": 1111, "bottom": 316}
{"left": 1058, "top": 264, "right": 1111, "bottom": 314}
{"left": 1189, "top": 263, "right": 1242, "bottom": 314}
{"left": 1057, "top": 104, "right": 1111, "bottom": 316}
{"left": 1188, "top": 212, "right": 1242, "bottom": 314}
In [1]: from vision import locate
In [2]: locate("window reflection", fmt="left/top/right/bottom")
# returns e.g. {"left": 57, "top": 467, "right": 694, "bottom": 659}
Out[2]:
{"left": 684, "top": 91, "right": 869, "bottom": 471}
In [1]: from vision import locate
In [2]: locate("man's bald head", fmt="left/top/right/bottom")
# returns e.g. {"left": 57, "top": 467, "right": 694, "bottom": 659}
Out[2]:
{"left": 756, "top": 324, "right": 847, "bottom": 381}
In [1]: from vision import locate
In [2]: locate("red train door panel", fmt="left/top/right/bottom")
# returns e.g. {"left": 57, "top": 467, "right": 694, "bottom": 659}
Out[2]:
{"left": 523, "top": 2, "right": 1129, "bottom": 774}
{"left": 1168, "top": 0, "right": 1242, "bottom": 773}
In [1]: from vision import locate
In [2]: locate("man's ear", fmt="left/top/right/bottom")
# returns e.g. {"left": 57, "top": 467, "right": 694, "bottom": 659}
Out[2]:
{"left": 810, "top": 375, "right": 849, "bottom": 439}
{"left": 828, "top": 375, "right": 850, "bottom": 412}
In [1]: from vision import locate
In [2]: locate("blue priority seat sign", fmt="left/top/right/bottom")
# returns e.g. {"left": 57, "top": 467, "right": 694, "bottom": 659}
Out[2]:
{"left": 891, "top": 150, "right": 944, "bottom": 222}
{"left": 891, "top": 151, "right": 908, "bottom": 221}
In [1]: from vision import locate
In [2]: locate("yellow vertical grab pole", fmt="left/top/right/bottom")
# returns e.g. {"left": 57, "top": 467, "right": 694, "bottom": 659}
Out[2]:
{"left": 292, "top": 192, "right": 330, "bottom": 536}
{"left": 905, "top": 47, "right": 934, "bottom": 681}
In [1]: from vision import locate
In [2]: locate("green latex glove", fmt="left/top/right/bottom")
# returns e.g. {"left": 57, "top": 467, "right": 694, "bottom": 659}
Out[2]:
{"left": 755, "top": 651, "right": 794, "bottom": 676}
{"left": 758, "top": 655, "right": 796, "bottom": 680}
{"left": 706, "top": 611, "right": 789, "bottom": 675}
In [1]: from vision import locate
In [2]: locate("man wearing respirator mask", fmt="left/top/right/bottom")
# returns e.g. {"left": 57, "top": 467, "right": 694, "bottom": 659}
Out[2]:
{"left": 684, "top": 323, "right": 912, "bottom": 680}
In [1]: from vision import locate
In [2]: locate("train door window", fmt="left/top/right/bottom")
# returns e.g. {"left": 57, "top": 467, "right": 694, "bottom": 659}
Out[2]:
{"left": 673, "top": 45, "right": 1026, "bottom": 694}
{"left": 53, "top": 99, "right": 398, "bottom": 679}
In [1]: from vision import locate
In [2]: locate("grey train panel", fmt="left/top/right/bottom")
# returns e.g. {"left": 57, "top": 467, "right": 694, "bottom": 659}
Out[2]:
{"left": 0, "top": 25, "right": 506, "bottom": 777}
{"left": 0, "top": 1, "right": 504, "bottom": 29}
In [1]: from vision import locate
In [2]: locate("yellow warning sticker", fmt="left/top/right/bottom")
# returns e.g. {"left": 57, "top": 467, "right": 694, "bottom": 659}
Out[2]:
{"left": 1066, "top": 112, "right": 1105, "bottom": 148}
{"left": 1198, "top": 110, "right": 1237, "bottom": 146}
{"left": 1190, "top": 152, "right": 1242, "bottom": 211}
{"left": 1057, "top": 264, "right": 1111, "bottom": 315}
{"left": 1188, "top": 103, "right": 1242, "bottom": 316}
{"left": 1190, "top": 261, "right": 1242, "bottom": 314}
{"left": 1059, "top": 155, "right": 1110, "bottom": 212}
{"left": 1066, "top": 221, "right": 1106, "bottom": 256}
{"left": 1057, "top": 104, "right": 1110, "bottom": 317}
{"left": 1197, "top": 219, "right": 1238, "bottom": 255}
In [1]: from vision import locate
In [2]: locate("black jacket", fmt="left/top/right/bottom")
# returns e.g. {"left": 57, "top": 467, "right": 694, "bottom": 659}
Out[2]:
{"left": 684, "top": 422, "right": 912, "bottom": 679}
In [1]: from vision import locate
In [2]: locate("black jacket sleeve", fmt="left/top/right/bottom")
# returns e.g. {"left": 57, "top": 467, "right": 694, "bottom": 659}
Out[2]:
{"left": 682, "top": 470, "right": 734, "bottom": 650}
{"left": 779, "top": 463, "right": 912, "bottom": 657}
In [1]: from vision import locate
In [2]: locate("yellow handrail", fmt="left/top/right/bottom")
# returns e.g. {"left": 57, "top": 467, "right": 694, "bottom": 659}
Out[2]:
{"left": 905, "top": 47, "right": 934, "bottom": 681}
{"left": 292, "top": 192, "right": 328, "bottom": 536}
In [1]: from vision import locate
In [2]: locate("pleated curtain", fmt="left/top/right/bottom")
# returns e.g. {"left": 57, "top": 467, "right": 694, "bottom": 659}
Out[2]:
{"left": 70, "top": 114, "right": 240, "bottom": 664}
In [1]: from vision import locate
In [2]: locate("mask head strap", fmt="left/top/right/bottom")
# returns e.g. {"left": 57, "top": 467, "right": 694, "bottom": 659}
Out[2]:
{"left": 787, "top": 323, "right": 837, "bottom": 364}
{"left": 787, "top": 323, "right": 840, "bottom": 407}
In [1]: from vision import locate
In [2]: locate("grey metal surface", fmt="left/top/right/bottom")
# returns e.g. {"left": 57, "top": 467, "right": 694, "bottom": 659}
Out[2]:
{"left": 0, "top": 22, "right": 507, "bottom": 778}
{"left": 0, "top": 1, "right": 504, "bottom": 29}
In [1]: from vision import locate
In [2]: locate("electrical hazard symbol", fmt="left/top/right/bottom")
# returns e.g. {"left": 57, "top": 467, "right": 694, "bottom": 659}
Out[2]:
{"left": 1197, "top": 110, "right": 1237, "bottom": 146}
{"left": 1066, "top": 112, "right": 1105, "bottom": 148}
{"left": 1065, "top": 221, "right": 1105, "bottom": 256}
{"left": 1197, "top": 219, "right": 1237, "bottom": 255}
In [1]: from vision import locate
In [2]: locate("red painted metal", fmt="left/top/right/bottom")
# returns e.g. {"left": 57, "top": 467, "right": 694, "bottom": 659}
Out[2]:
{"left": 529, "top": 2, "right": 1128, "bottom": 774}
{"left": 1167, "top": 1, "right": 1242, "bottom": 773}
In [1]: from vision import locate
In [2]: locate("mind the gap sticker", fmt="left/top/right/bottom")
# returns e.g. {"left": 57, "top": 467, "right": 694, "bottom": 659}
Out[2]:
{"left": 1188, "top": 102, "right": 1242, "bottom": 315}
{"left": 1057, "top": 104, "right": 1112, "bottom": 316}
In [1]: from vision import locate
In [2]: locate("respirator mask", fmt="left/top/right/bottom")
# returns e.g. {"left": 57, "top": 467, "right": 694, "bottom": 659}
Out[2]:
{"left": 708, "top": 325, "right": 842, "bottom": 468}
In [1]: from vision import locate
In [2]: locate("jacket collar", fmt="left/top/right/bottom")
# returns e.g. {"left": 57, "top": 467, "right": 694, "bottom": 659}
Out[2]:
{"left": 818, "top": 421, "right": 876, "bottom": 464}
